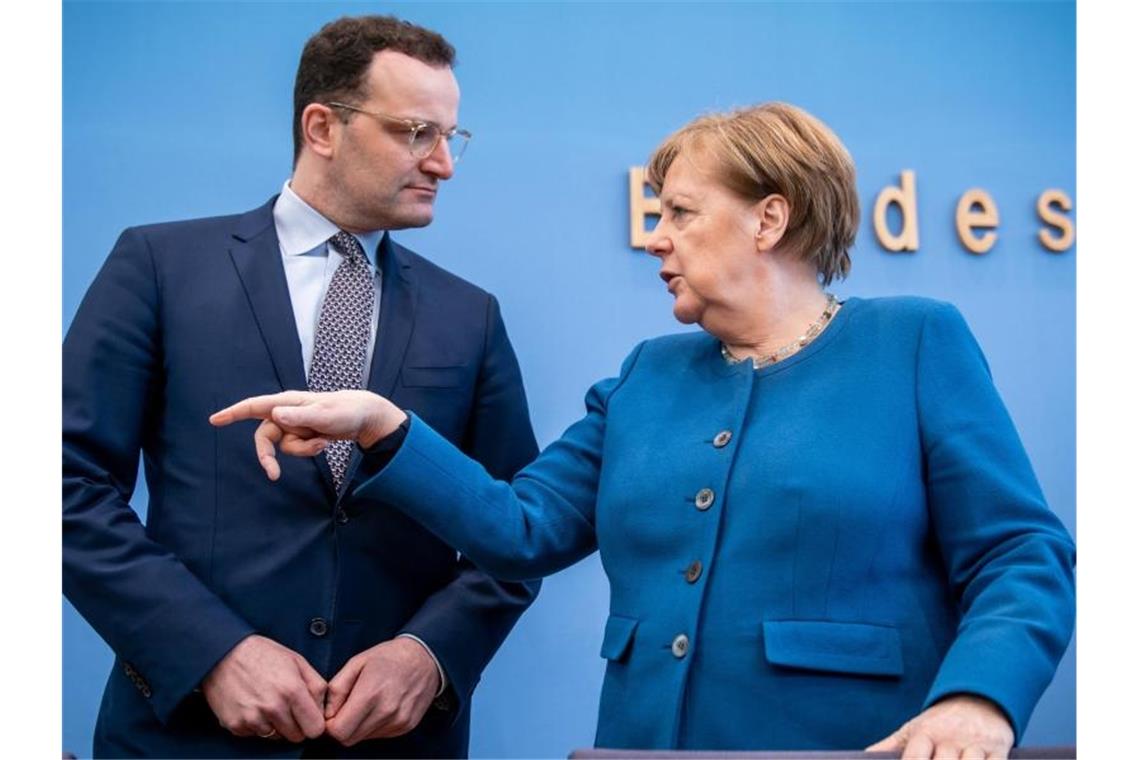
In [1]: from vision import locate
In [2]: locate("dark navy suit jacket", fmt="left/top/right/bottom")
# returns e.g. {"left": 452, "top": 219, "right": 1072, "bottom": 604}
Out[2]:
{"left": 63, "top": 198, "right": 540, "bottom": 758}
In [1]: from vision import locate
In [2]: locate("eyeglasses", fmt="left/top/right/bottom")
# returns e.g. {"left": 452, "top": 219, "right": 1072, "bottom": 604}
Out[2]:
{"left": 327, "top": 102, "right": 471, "bottom": 162}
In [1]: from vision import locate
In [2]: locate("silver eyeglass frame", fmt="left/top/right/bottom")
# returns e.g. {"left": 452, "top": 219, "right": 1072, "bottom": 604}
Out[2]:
{"left": 326, "top": 101, "right": 471, "bottom": 162}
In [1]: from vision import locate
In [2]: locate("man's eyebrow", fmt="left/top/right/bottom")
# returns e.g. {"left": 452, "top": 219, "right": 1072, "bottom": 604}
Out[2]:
{"left": 395, "top": 114, "right": 457, "bottom": 131}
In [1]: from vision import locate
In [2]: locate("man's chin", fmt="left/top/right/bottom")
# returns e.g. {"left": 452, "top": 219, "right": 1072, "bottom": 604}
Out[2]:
{"left": 384, "top": 208, "right": 434, "bottom": 230}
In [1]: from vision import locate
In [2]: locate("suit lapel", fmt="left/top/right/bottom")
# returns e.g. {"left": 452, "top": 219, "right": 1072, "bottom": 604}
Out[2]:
{"left": 367, "top": 233, "right": 417, "bottom": 398}
{"left": 227, "top": 198, "right": 336, "bottom": 497}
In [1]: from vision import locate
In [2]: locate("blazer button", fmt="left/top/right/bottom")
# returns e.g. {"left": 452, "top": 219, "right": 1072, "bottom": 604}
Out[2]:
{"left": 309, "top": 617, "right": 329, "bottom": 637}
{"left": 335, "top": 508, "right": 349, "bottom": 525}
{"left": 713, "top": 430, "right": 733, "bottom": 448}
{"left": 694, "top": 488, "right": 715, "bottom": 511}
{"left": 671, "top": 633, "right": 689, "bottom": 658}
{"left": 684, "top": 560, "right": 703, "bottom": 583}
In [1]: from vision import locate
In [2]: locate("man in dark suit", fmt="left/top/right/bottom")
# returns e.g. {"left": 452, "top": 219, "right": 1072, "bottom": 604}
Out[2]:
{"left": 63, "top": 15, "right": 539, "bottom": 758}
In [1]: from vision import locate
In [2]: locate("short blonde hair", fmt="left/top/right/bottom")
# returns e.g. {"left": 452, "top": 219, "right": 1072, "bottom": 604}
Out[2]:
{"left": 646, "top": 102, "right": 859, "bottom": 286}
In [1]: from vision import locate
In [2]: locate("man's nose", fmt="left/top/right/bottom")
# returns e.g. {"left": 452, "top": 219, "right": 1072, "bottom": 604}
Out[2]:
{"left": 421, "top": 137, "right": 455, "bottom": 180}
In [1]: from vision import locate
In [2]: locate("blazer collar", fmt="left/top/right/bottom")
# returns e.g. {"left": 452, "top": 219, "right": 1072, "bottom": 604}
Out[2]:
{"left": 227, "top": 197, "right": 308, "bottom": 394}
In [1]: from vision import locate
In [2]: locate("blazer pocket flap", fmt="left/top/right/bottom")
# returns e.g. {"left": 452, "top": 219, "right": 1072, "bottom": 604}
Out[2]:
{"left": 762, "top": 620, "right": 903, "bottom": 677}
{"left": 600, "top": 614, "right": 639, "bottom": 662}
{"left": 400, "top": 366, "right": 468, "bottom": 388}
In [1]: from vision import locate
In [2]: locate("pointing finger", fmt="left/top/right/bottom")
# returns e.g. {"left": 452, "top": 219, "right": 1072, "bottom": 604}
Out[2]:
{"left": 209, "top": 391, "right": 313, "bottom": 426}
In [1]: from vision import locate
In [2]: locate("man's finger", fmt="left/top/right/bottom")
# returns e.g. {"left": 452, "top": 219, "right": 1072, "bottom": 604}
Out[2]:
{"left": 325, "top": 658, "right": 364, "bottom": 719}
{"left": 209, "top": 391, "right": 312, "bottom": 426}
{"left": 370, "top": 703, "right": 421, "bottom": 739}
{"left": 295, "top": 656, "right": 329, "bottom": 709}
{"left": 254, "top": 420, "right": 283, "bottom": 481}
{"left": 343, "top": 705, "right": 390, "bottom": 746}
{"left": 264, "top": 703, "right": 306, "bottom": 743}
{"left": 287, "top": 681, "right": 327, "bottom": 740}
{"left": 326, "top": 689, "right": 370, "bottom": 747}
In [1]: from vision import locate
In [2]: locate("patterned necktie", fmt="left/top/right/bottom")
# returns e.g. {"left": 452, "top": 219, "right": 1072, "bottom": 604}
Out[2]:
{"left": 308, "top": 231, "right": 374, "bottom": 490}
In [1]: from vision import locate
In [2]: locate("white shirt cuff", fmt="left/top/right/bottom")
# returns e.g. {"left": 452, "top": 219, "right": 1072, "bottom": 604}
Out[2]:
{"left": 396, "top": 633, "right": 448, "bottom": 698}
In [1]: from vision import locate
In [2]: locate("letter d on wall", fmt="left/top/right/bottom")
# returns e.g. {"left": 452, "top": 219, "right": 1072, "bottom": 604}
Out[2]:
{"left": 874, "top": 170, "right": 920, "bottom": 252}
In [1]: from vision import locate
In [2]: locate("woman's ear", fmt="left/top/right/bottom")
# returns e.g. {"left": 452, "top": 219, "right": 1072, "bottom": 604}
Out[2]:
{"left": 754, "top": 194, "right": 790, "bottom": 253}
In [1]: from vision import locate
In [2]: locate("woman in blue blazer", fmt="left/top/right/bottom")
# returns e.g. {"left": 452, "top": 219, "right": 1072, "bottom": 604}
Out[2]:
{"left": 213, "top": 103, "right": 1075, "bottom": 758}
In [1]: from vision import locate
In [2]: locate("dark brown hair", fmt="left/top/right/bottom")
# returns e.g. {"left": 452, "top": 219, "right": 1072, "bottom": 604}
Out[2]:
{"left": 646, "top": 102, "right": 859, "bottom": 286}
{"left": 292, "top": 15, "right": 455, "bottom": 162}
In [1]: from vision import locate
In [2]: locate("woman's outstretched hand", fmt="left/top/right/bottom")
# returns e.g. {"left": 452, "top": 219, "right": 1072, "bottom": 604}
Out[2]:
{"left": 865, "top": 694, "right": 1014, "bottom": 760}
{"left": 209, "top": 390, "right": 408, "bottom": 480}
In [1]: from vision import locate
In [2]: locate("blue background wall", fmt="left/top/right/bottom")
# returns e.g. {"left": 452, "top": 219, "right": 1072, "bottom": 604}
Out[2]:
{"left": 63, "top": 2, "right": 1075, "bottom": 756}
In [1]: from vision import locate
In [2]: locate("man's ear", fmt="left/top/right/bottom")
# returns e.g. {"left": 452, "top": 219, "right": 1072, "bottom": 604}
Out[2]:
{"left": 300, "top": 103, "right": 339, "bottom": 160}
{"left": 754, "top": 194, "right": 790, "bottom": 253}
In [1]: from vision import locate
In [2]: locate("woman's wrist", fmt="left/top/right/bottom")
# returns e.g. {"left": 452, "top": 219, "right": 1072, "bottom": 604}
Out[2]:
{"left": 358, "top": 397, "right": 408, "bottom": 449}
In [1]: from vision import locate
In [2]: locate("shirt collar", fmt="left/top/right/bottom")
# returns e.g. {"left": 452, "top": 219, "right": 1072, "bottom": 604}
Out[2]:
{"left": 273, "top": 180, "right": 384, "bottom": 267}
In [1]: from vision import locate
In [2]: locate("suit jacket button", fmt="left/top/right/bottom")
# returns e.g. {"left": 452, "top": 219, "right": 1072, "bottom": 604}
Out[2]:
{"left": 336, "top": 508, "right": 349, "bottom": 525}
{"left": 713, "top": 430, "right": 732, "bottom": 448}
{"left": 671, "top": 634, "right": 689, "bottom": 658}
{"left": 695, "top": 488, "right": 715, "bottom": 511}
{"left": 684, "top": 560, "right": 703, "bottom": 583}
{"left": 309, "top": 617, "right": 329, "bottom": 637}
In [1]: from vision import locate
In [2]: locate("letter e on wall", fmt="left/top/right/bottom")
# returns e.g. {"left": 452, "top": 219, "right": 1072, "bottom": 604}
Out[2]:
{"left": 956, "top": 189, "right": 999, "bottom": 255}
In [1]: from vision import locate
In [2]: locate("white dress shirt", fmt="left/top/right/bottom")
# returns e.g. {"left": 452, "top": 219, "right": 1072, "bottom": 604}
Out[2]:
{"left": 271, "top": 181, "right": 447, "bottom": 697}
{"left": 272, "top": 181, "right": 383, "bottom": 384}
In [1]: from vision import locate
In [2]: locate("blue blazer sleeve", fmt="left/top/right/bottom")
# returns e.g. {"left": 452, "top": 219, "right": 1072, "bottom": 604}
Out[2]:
{"left": 915, "top": 303, "right": 1076, "bottom": 742}
{"left": 390, "top": 295, "right": 542, "bottom": 714}
{"left": 355, "top": 341, "right": 646, "bottom": 582}
{"left": 63, "top": 228, "right": 255, "bottom": 723}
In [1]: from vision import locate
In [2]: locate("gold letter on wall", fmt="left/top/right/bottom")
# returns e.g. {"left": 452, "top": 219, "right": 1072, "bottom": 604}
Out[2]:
{"left": 1037, "top": 189, "right": 1074, "bottom": 253}
{"left": 955, "top": 189, "right": 1000, "bottom": 254}
{"left": 873, "top": 170, "right": 919, "bottom": 252}
{"left": 629, "top": 167, "right": 661, "bottom": 249}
